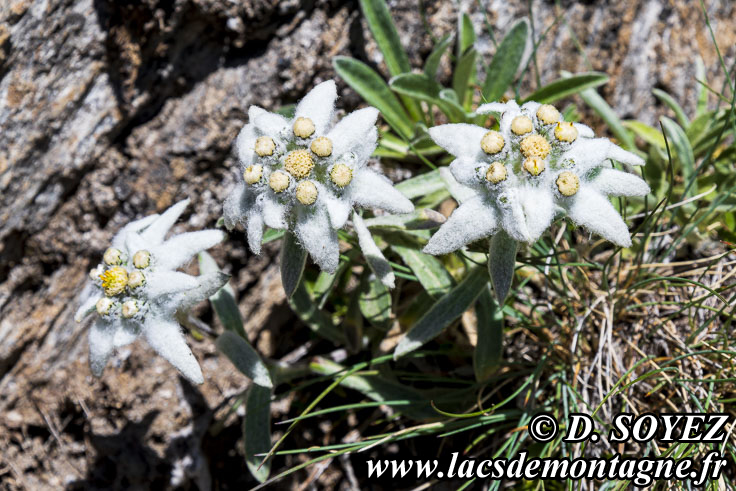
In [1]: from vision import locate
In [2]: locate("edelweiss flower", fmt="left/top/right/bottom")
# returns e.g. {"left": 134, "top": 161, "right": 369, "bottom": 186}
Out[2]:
{"left": 223, "top": 80, "right": 413, "bottom": 276}
{"left": 75, "top": 200, "right": 228, "bottom": 384}
{"left": 424, "top": 100, "right": 650, "bottom": 256}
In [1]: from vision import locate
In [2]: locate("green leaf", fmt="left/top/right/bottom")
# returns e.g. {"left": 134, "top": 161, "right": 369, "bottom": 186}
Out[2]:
{"left": 390, "top": 73, "right": 464, "bottom": 122}
{"left": 482, "top": 19, "right": 528, "bottom": 103}
{"left": 216, "top": 331, "right": 273, "bottom": 388}
{"left": 394, "top": 169, "right": 446, "bottom": 198}
{"left": 198, "top": 252, "right": 246, "bottom": 339}
{"left": 280, "top": 231, "right": 307, "bottom": 298}
{"left": 289, "top": 282, "right": 344, "bottom": 344}
{"left": 424, "top": 33, "right": 453, "bottom": 79}
{"left": 623, "top": 120, "right": 666, "bottom": 149}
{"left": 358, "top": 0, "right": 423, "bottom": 120}
{"left": 452, "top": 48, "right": 477, "bottom": 109}
{"left": 473, "top": 286, "right": 504, "bottom": 381}
{"left": 523, "top": 72, "right": 608, "bottom": 104}
{"left": 488, "top": 231, "right": 517, "bottom": 302}
{"left": 458, "top": 12, "right": 476, "bottom": 56}
{"left": 390, "top": 238, "right": 454, "bottom": 298}
{"left": 244, "top": 384, "right": 272, "bottom": 482}
{"left": 578, "top": 86, "right": 636, "bottom": 150}
{"left": 359, "top": 273, "right": 392, "bottom": 329}
{"left": 653, "top": 88, "right": 689, "bottom": 129}
{"left": 333, "top": 56, "right": 414, "bottom": 139}
{"left": 394, "top": 267, "right": 488, "bottom": 358}
{"left": 660, "top": 116, "right": 696, "bottom": 197}
{"left": 262, "top": 228, "right": 285, "bottom": 244}
{"left": 363, "top": 209, "right": 446, "bottom": 230}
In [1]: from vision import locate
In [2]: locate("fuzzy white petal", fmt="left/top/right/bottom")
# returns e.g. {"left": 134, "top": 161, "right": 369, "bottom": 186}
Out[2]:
{"left": 353, "top": 212, "right": 395, "bottom": 288}
{"left": 328, "top": 107, "right": 379, "bottom": 158}
{"left": 75, "top": 285, "right": 99, "bottom": 322}
{"left": 235, "top": 123, "right": 258, "bottom": 167}
{"left": 248, "top": 105, "right": 267, "bottom": 122}
{"left": 294, "top": 80, "right": 337, "bottom": 135}
{"left": 261, "top": 194, "right": 288, "bottom": 229}
{"left": 151, "top": 230, "right": 225, "bottom": 270}
{"left": 572, "top": 123, "right": 594, "bottom": 138}
{"left": 566, "top": 188, "right": 632, "bottom": 247}
{"left": 520, "top": 185, "right": 555, "bottom": 242}
{"left": 111, "top": 214, "right": 160, "bottom": 249}
{"left": 113, "top": 322, "right": 139, "bottom": 348}
{"left": 171, "top": 272, "right": 231, "bottom": 312}
{"left": 294, "top": 206, "right": 339, "bottom": 273}
{"left": 449, "top": 158, "right": 482, "bottom": 188}
{"left": 428, "top": 124, "right": 487, "bottom": 160}
{"left": 317, "top": 184, "right": 351, "bottom": 229}
{"left": 145, "top": 271, "right": 201, "bottom": 298}
{"left": 564, "top": 138, "right": 644, "bottom": 173}
{"left": 350, "top": 169, "right": 414, "bottom": 214}
{"left": 223, "top": 184, "right": 249, "bottom": 230}
{"left": 124, "top": 232, "right": 148, "bottom": 255}
{"left": 440, "top": 167, "right": 476, "bottom": 204}
{"left": 89, "top": 319, "right": 117, "bottom": 376}
{"left": 142, "top": 318, "right": 204, "bottom": 384}
{"left": 424, "top": 195, "right": 497, "bottom": 255}
{"left": 246, "top": 208, "right": 264, "bottom": 255}
{"left": 353, "top": 127, "right": 379, "bottom": 165}
{"left": 590, "top": 168, "right": 650, "bottom": 197}
{"left": 497, "top": 189, "right": 531, "bottom": 243}
{"left": 140, "top": 199, "right": 190, "bottom": 244}
{"left": 476, "top": 101, "right": 514, "bottom": 114}
{"left": 253, "top": 111, "right": 288, "bottom": 136}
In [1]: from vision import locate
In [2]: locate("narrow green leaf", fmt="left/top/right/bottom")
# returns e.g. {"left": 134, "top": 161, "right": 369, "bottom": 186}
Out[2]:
{"left": 216, "top": 331, "right": 273, "bottom": 388}
{"left": 579, "top": 86, "right": 636, "bottom": 150}
{"left": 359, "top": 273, "right": 392, "bottom": 329}
{"left": 458, "top": 13, "right": 476, "bottom": 56}
{"left": 695, "top": 57, "right": 708, "bottom": 118}
{"left": 452, "top": 47, "right": 477, "bottom": 108}
{"left": 289, "top": 282, "right": 344, "bottom": 344}
{"left": 390, "top": 73, "right": 464, "bottom": 122}
{"left": 358, "top": 0, "right": 422, "bottom": 120}
{"left": 394, "top": 267, "right": 488, "bottom": 358}
{"left": 333, "top": 56, "right": 414, "bottom": 139}
{"left": 488, "top": 231, "right": 517, "bottom": 302}
{"left": 653, "top": 88, "right": 689, "bottom": 129}
{"left": 424, "top": 33, "right": 453, "bottom": 79}
{"left": 262, "top": 228, "right": 285, "bottom": 244}
{"left": 523, "top": 72, "right": 608, "bottom": 104}
{"left": 363, "top": 209, "right": 446, "bottom": 230}
{"left": 482, "top": 19, "right": 528, "bottom": 103}
{"left": 198, "top": 252, "right": 246, "bottom": 338}
{"left": 473, "top": 286, "right": 504, "bottom": 381}
{"left": 660, "top": 116, "right": 696, "bottom": 197}
{"left": 623, "top": 120, "right": 666, "bottom": 149}
{"left": 280, "top": 231, "right": 307, "bottom": 298}
{"left": 244, "top": 384, "right": 272, "bottom": 482}
{"left": 394, "top": 169, "right": 445, "bottom": 198}
{"left": 390, "top": 238, "right": 454, "bottom": 297}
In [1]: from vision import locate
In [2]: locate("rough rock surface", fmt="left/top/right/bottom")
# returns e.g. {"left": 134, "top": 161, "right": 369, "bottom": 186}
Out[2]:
{"left": 0, "top": 0, "right": 733, "bottom": 488}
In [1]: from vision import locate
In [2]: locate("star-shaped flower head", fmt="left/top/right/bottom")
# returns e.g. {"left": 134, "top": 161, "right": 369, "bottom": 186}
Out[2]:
{"left": 223, "top": 80, "right": 413, "bottom": 278}
{"left": 425, "top": 100, "right": 650, "bottom": 253}
{"left": 75, "top": 199, "right": 228, "bottom": 384}
{"left": 424, "top": 100, "right": 650, "bottom": 300}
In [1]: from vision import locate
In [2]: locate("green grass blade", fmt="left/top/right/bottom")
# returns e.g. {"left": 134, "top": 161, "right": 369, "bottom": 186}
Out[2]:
{"left": 390, "top": 238, "right": 454, "bottom": 297}
{"left": 482, "top": 19, "right": 528, "bottom": 103}
{"left": 394, "top": 267, "right": 488, "bottom": 358}
{"left": 359, "top": 273, "right": 392, "bottom": 329}
{"left": 424, "top": 33, "right": 453, "bottom": 79}
{"left": 660, "top": 116, "right": 696, "bottom": 197}
{"left": 333, "top": 56, "right": 414, "bottom": 139}
{"left": 653, "top": 88, "right": 690, "bottom": 129}
{"left": 473, "top": 286, "right": 504, "bottom": 381}
{"left": 453, "top": 47, "right": 478, "bottom": 109}
{"left": 244, "top": 384, "right": 272, "bottom": 482}
{"left": 458, "top": 13, "right": 476, "bottom": 56}
{"left": 390, "top": 72, "right": 465, "bottom": 122}
{"left": 523, "top": 72, "right": 608, "bottom": 104}
{"left": 623, "top": 120, "right": 666, "bottom": 149}
{"left": 394, "top": 169, "right": 445, "bottom": 198}
{"left": 579, "top": 86, "right": 636, "bottom": 150}
{"left": 216, "top": 331, "right": 273, "bottom": 388}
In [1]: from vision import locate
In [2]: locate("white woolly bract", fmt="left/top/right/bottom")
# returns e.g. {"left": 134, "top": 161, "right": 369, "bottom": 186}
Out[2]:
{"left": 77, "top": 200, "right": 229, "bottom": 384}
{"left": 353, "top": 212, "right": 395, "bottom": 288}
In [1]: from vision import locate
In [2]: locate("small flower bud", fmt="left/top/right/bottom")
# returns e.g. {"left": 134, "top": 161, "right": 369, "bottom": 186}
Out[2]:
{"left": 269, "top": 171, "right": 290, "bottom": 193}
{"left": 96, "top": 297, "right": 113, "bottom": 316}
{"left": 310, "top": 136, "right": 332, "bottom": 157}
{"left": 284, "top": 149, "right": 314, "bottom": 178}
{"left": 132, "top": 250, "right": 151, "bottom": 269}
{"left": 556, "top": 171, "right": 580, "bottom": 196}
{"left": 554, "top": 122, "right": 578, "bottom": 142}
{"left": 330, "top": 163, "right": 353, "bottom": 188}
{"left": 121, "top": 300, "right": 139, "bottom": 319}
{"left": 536, "top": 104, "right": 560, "bottom": 125}
{"left": 295, "top": 180, "right": 318, "bottom": 205}
{"left": 511, "top": 115, "right": 533, "bottom": 135}
{"left": 480, "top": 131, "right": 504, "bottom": 154}
{"left": 100, "top": 266, "right": 129, "bottom": 296}
{"left": 89, "top": 265, "right": 104, "bottom": 280}
{"left": 244, "top": 164, "right": 263, "bottom": 185}
{"left": 103, "top": 247, "right": 123, "bottom": 265}
{"left": 523, "top": 157, "right": 546, "bottom": 176}
{"left": 128, "top": 270, "right": 145, "bottom": 289}
{"left": 485, "top": 162, "right": 507, "bottom": 184}
{"left": 254, "top": 136, "right": 275, "bottom": 156}
{"left": 520, "top": 134, "right": 551, "bottom": 158}
{"left": 293, "top": 117, "right": 315, "bottom": 138}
